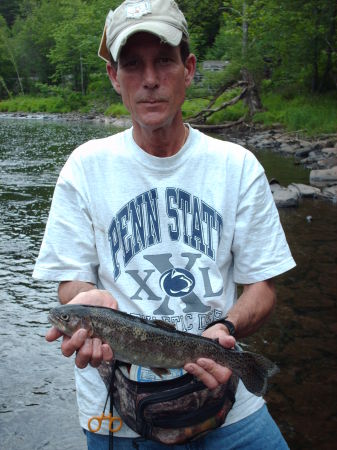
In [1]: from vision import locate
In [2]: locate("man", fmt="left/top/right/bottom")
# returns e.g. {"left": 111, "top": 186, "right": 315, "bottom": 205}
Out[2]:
{"left": 33, "top": 1, "right": 296, "bottom": 449}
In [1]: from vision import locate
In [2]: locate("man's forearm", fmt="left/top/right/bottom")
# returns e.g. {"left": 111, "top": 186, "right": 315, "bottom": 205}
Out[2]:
{"left": 226, "top": 279, "right": 276, "bottom": 339}
{"left": 58, "top": 281, "right": 96, "bottom": 304}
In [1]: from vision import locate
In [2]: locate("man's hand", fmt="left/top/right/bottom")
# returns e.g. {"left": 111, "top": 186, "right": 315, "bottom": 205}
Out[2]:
{"left": 45, "top": 288, "right": 117, "bottom": 369}
{"left": 184, "top": 324, "right": 235, "bottom": 390}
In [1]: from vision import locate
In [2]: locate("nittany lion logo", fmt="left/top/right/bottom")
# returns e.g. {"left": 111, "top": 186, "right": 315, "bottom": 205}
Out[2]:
{"left": 159, "top": 268, "right": 195, "bottom": 297}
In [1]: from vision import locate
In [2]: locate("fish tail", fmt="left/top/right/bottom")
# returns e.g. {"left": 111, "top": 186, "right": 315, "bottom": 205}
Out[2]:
{"left": 226, "top": 351, "right": 279, "bottom": 397}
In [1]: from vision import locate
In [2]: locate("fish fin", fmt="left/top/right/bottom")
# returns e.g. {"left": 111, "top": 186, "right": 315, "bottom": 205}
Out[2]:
{"left": 153, "top": 320, "right": 176, "bottom": 331}
{"left": 226, "top": 350, "right": 279, "bottom": 397}
{"left": 150, "top": 367, "right": 170, "bottom": 378}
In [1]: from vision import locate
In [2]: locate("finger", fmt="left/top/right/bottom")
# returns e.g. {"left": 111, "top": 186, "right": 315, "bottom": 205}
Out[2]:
{"left": 61, "top": 328, "right": 88, "bottom": 358}
{"left": 45, "top": 327, "right": 63, "bottom": 342}
{"left": 102, "top": 344, "right": 114, "bottom": 362}
{"left": 89, "top": 338, "right": 103, "bottom": 368}
{"left": 75, "top": 338, "right": 93, "bottom": 369}
{"left": 202, "top": 328, "right": 236, "bottom": 349}
{"left": 197, "top": 358, "right": 232, "bottom": 385}
{"left": 217, "top": 334, "right": 236, "bottom": 349}
{"left": 184, "top": 362, "right": 219, "bottom": 390}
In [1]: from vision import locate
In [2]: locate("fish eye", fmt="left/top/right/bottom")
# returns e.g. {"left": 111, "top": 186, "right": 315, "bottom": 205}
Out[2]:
{"left": 61, "top": 313, "right": 69, "bottom": 321}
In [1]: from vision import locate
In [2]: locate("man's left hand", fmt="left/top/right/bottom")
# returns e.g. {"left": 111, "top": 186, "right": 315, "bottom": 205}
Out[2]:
{"left": 184, "top": 324, "right": 235, "bottom": 389}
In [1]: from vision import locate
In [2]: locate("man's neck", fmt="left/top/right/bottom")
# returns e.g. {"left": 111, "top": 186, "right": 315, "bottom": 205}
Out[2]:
{"left": 132, "top": 120, "right": 189, "bottom": 158}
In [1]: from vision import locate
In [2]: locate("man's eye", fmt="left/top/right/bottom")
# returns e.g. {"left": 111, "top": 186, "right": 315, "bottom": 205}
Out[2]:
{"left": 123, "top": 60, "right": 138, "bottom": 68}
{"left": 158, "top": 57, "right": 171, "bottom": 65}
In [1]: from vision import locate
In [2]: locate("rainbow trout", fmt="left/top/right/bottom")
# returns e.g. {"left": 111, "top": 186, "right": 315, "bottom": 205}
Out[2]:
{"left": 48, "top": 304, "right": 279, "bottom": 396}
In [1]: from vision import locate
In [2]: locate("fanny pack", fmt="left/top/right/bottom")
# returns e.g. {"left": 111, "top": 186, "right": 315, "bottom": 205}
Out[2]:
{"left": 111, "top": 363, "right": 238, "bottom": 445}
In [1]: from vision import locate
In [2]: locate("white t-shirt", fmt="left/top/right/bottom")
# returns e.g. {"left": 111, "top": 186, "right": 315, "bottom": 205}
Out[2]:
{"left": 33, "top": 126, "right": 295, "bottom": 436}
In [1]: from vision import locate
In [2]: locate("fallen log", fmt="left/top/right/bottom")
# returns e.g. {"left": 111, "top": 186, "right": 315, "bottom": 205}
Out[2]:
{"left": 188, "top": 117, "right": 245, "bottom": 130}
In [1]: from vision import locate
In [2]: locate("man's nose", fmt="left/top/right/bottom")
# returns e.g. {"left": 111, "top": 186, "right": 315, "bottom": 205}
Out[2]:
{"left": 143, "top": 64, "right": 159, "bottom": 89}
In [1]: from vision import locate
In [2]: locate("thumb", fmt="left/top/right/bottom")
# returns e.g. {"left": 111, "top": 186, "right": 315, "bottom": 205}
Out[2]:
{"left": 217, "top": 334, "right": 236, "bottom": 349}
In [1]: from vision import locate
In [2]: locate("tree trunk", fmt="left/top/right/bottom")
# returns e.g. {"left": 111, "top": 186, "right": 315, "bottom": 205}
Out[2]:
{"left": 319, "top": 3, "right": 337, "bottom": 92}
{"left": 241, "top": 68, "right": 263, "bottom": 116}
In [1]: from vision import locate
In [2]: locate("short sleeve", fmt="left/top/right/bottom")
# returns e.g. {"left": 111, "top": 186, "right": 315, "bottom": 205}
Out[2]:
{"left": 232, "top": 153, "right": 296, "bottom": 284}
{"left": 32, "top": 154, "right": 99, "bottom": 283}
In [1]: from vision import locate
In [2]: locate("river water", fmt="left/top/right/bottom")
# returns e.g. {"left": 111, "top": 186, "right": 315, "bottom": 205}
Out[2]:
{"left": 0, "top": 117, "right": 336, "bottom": 450}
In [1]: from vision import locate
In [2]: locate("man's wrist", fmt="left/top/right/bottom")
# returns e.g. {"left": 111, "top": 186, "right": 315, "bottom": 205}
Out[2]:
{"left": 204, "top": 317, "right": 236, "bottom": 337}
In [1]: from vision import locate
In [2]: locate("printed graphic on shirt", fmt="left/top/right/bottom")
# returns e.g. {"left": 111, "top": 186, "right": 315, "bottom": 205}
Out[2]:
{"left": 132, "top": 308, "right": 225, "bottom": 333}
{"left": 108, "top": 188, "right": 223, "bottom": 279}
{"left": 160, "top": 268, "right": 195, "bottom": 297}
{"left": 108, "top": 188, "right": 224, "bottom": 321}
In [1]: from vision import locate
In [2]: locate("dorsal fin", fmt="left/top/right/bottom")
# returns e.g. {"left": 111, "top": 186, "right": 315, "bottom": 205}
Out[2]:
{"left": 153, "top": 320, "right": 176, "bottom": 331}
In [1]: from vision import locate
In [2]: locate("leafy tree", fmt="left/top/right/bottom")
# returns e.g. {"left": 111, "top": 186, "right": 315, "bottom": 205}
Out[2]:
{"left": 0, "top": 0, "right": 21, "bottom": 27}
{"left": 0, "top": 14, "right": 24, "bottom": 95}
{"left": 10, "top": 0, "right": 65, "bottom": 89}
{"left": 48, "top": 0, "right": 119, "bottom": 92}
{"left": 178, "top": 0, "right": 224, "bottom": 59}
{"left": 0, "top": 0, "right": 335, "bottom": 103}
{"left": 207, "top": 0, "right": 337, "bottom": 94}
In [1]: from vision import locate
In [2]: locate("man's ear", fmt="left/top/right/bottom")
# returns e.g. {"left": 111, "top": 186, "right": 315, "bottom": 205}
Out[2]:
{"left": 184, "top": 54, "right": 197, "bottom": 88}
{"left": 106, "top": 62, "right": 121, "bottom": 95}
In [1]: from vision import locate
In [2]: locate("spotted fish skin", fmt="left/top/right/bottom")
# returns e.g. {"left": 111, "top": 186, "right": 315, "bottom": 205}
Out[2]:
{"left": 48, "top": 304, "right": 279, "bottom": 396}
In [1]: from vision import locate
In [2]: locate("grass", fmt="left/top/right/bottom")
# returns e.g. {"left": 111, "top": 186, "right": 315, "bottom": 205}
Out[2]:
{"left": 0, "top": 95, "right": 72, "bottom": 113}
{"left": 254, "top": 93, "right": 337, "bottom": 136}
{"left": 1, "top": 89, "right": 336, "bottom": 138}
{"left": 182, "top": 98, "right": 209, "bottom": 119}
{"left": 104, "top": 102, "right": 129, "bottom": 116}
{"left": 182, "top": 89, "right": 249, "bottom": 123}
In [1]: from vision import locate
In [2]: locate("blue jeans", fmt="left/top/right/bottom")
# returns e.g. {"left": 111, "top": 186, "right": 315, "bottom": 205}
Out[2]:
{"left": 84, "top": 405, "right": 289, "bottom": 449}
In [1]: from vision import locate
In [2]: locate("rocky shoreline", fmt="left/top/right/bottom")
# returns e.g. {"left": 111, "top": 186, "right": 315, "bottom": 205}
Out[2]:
{"left": 1, "top": 112, "right": 336, "bottom": 206}
{"left": 221, "top": 127, "right": 337, "bottom": 207}
{"left": 0, "top": 111, "right": 134, "bottom": 129}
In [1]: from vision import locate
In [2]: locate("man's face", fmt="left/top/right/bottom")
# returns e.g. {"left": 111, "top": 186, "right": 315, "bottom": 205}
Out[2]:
{"left": 107, "top": 32, "right": 195, "bottom": 131}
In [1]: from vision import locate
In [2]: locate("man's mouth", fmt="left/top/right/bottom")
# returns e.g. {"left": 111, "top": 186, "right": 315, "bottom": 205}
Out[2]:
{"left": 137, "top": 98, "right": 167, "bottom": 104}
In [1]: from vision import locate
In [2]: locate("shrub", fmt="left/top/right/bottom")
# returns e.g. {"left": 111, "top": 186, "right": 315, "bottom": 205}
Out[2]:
{"left": 104, "top": 103, "right": 129, "bottom": 116}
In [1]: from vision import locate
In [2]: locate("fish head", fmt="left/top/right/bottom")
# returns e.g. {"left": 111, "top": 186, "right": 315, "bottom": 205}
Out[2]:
{"left": 48, "top": 304, "right": 94, "bottom": 337}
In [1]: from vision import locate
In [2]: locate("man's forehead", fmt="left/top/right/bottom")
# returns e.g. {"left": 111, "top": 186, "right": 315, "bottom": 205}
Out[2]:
{"left": 119, "top": 32, "right": 178, "bottom": 57}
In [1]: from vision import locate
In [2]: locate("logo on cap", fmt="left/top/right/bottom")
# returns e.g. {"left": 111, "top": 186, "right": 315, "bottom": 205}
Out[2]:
{"left": 126, "top": 1, "right": 152, "bottom": 19}
{"left": 159, "top": 268, "right": 195, "bottom": 297}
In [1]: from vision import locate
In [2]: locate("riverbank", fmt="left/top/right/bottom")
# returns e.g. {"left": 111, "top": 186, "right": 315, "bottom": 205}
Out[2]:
{"left": 220, "top": 125, "right": 337, "bottom": 206}
{"left": 1, "top": 111, "right": 336, "bottom": 205}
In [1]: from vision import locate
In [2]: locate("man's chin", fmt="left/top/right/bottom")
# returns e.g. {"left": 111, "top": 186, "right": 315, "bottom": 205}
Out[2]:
{"left": 134, "top": 112, "right": 172, "bottom": 129}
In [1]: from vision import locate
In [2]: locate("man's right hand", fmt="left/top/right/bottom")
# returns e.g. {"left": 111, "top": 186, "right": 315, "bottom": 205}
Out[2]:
{"left": 45, "top": 287, "right": 117, "bottom": 369}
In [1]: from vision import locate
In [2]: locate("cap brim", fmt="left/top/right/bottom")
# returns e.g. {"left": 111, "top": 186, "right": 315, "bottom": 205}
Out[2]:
{"left": 110, "top": 22, "right": 183, "bottom": 61}
{"left": 98, "top": 25, "right": 111, "bottom": 62}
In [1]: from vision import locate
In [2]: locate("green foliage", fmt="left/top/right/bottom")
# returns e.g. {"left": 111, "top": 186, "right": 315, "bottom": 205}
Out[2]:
{"left": 0, "top": 95, "right": 70, "bottom": 113}
{"left": 212, "top": 0, "right": 337, "bottom": 94}
{"left": 0, "top": 0, "right": 335, "bottom": 136}
{"left": 34, "top": 82, "right": 86, "bottom": 108}
{"left": 182, "top": 99, "right": 209, "bottom": 118}
{"left": 0, "top": 14, "right": 22, "bottom": 96}
{"left": 177, "top": 0, "right": 224, "bottom": 59}
{"left": 104, "top": 103, "right": 129, "bottom": 117}
{"left": 206, "top": 88, "right": 249, "bottom": 124}
{"left": 253, "top": 93, "right": 337, "bottom": 136}
{"left": 0, "top": 0, "right": 20, "bottom": 27}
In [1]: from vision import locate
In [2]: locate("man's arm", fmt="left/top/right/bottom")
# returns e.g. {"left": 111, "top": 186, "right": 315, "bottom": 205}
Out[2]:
{"left": 184, "top": 279, "right": 276, "bottom": 389}
{"left": 58, "top": 281, "right": 97, "bottom": 304}
{"left": 46, "top": 281, "right": 117, "bottom": 368}
{"left": 225, "top": 279, "right": 276, "bottom": 338}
